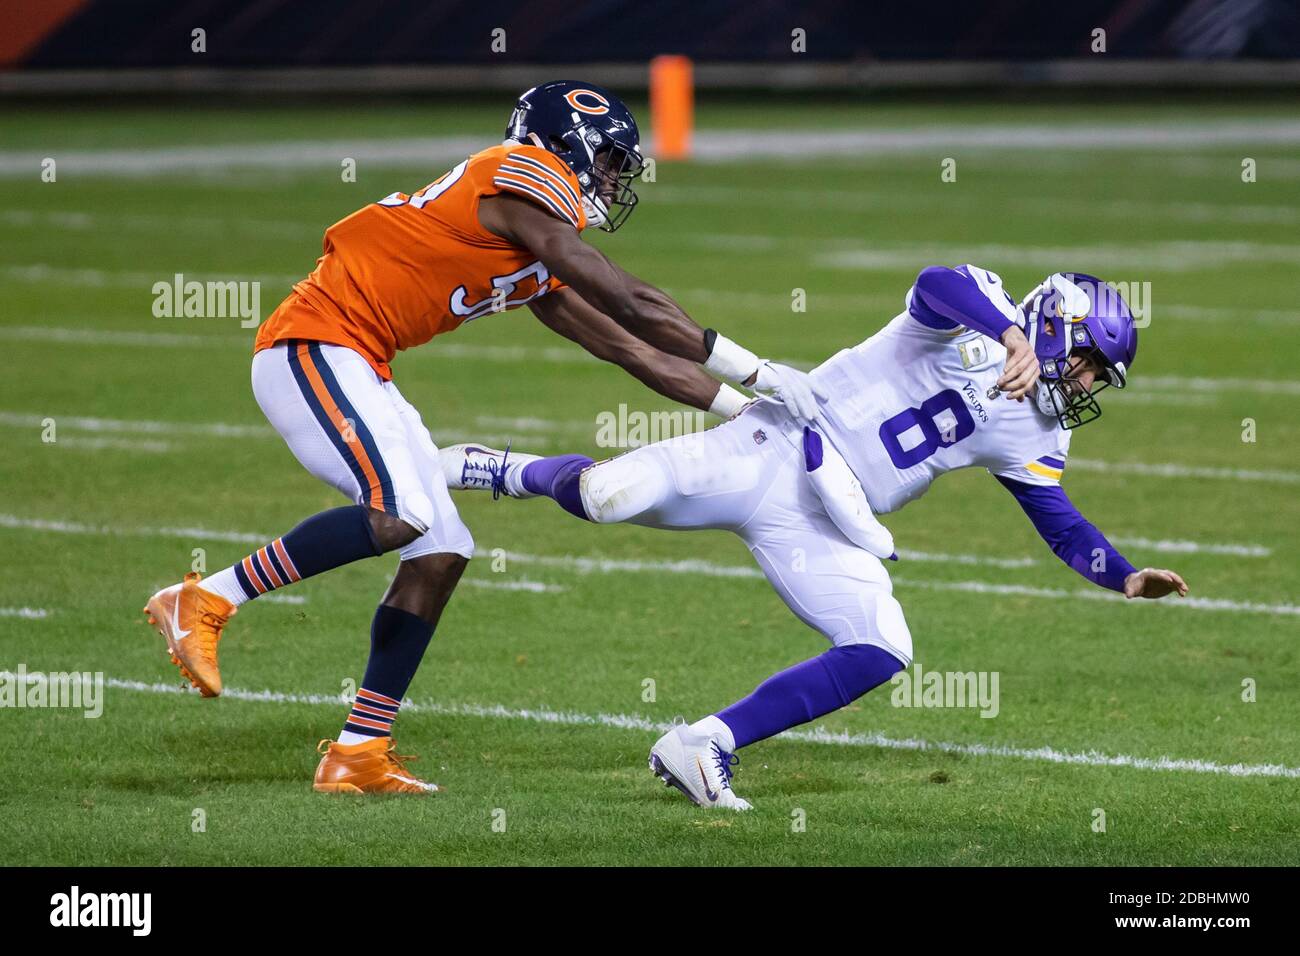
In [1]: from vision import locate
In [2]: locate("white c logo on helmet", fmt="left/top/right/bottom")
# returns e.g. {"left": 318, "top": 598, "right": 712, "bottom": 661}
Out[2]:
{"left": 564, "top": 89, "right": 611, "bottom": 115}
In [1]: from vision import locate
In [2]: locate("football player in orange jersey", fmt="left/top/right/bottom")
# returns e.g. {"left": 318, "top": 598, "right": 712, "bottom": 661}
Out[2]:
{"left": 143, "top": 81, "right": 825, "bottom": 794}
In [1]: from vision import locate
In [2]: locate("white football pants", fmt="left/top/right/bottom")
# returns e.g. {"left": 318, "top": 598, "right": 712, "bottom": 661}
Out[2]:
{"left": 251, "top": 341, "right": 474, "bottom": 561}
{"left": 578, "top": 401, "right": 913, "bottom": 664}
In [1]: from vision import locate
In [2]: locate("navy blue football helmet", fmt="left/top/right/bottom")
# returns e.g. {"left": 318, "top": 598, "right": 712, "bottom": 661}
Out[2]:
{"left": 505, "top": 81, "right": 644, "bottom": 232}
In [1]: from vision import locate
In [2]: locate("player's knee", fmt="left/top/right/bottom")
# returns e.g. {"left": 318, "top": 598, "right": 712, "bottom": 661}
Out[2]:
{"left": 368, "top": 508, "right": 423, "bottom": 552}
{"left": 389, "top": 552, "right": 469, "bottom": 621}
{"left": 579, "top": 456, "right": 666, "bottom": 525}
{"left": 399, "top": 551, "right": 468, "bottom": 586}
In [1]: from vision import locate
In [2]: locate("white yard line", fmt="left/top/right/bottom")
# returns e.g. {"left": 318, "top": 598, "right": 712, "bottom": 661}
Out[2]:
{"left": 15, "top": 191, "right": 1297, "bottom": 238}
{"left": 0, "top": 411, "right": 272, "bottom": 439}
{"left": 487, "top": 549, "right": 1300, "bottom": 617}
{"left": 45, "top": 398, "right": 1295, "bottom": 486}
{"left": 1, "top": 263, "right": 303, "bottom": 289}
{"left": 3, "top": 121, "right": 1299, "bottom": 177}
{"left": 1068, "top": 458, "right": 1300, "bottom": 484}
{"left": 0, "top": 323, "right": 603, "bottom": 365}
{"left": 1, "top": 410, "right": 270, "bottom": 439}
{"left": 460, "top": 577, "right": 567, "bottom": 594}
{"left": 1, "top": 324, "right": 248, "bottom": 349}
{"left": 653, "top": 185, "right": 1300, "bottom": 229}
{"left": 2, "top": 670, "right": 1293, "bottom": 780}
{"left": 0, "top": 411, "right": 563, "bottom": 455}
{"left": 1139, "top": 374, "right": 1300, "bottom": 396}
{"left": 510, "top": 546, "right": 1035, "bottom": 571}
{"left": 1158, "top": 305, "right": 1300, "bottom": 325}
{"left": 0, "top": 608, "right": 50, "bottom": 619}
{"left": 815, "top": 241, "right": 1300, "bottom": 274}
{"left": 1103, "top": 392, "right": 1218, "bottom": 408}
{"left": 1144, "top": 155, "right": 1300, "bottom": 181}
{"left": 1108, "top": 536, "right": 1270, "bottom": 558}
{"left": 892, "top": 577, "right": 1300, "bottom": 617}
{"left": 0, "top": 513, "right": 268, "bottom": 545}
{"left": 471, "top": 414, "right": 596, "bottom": 435}
{"left": 686, "top": 121, "right": 1300, "bottom": 161}
{"left": 9, "top": 321, "right": 1300, "bottom": 392}
{"left": 0, "top": 208, "right": 316, "bottom": 240}
{"left": 0, "top": 513, "right": 1037, "bottom": 571}
{"left": 0, "top": 137, "right": 487, "bottom": 177}
{"left": 45, "top": 435, "right": 174, "bottom": 453}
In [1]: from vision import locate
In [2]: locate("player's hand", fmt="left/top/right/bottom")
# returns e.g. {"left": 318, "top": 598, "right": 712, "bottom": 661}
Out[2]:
{"left": 997, "top": 326, "right": 1040, "bottom": 402}
{"left": 1123, "top": 568, "right": 1189, "bottom": 600}
{"left": 751, "top": 362, "right": 828, "bottom": 425}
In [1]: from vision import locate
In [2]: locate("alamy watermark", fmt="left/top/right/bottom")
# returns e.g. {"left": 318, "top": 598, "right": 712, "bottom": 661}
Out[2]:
{"left": 152, "top": 272, "right": 261, "bottom": 328}
{"left": 1040, "top": 277, "right": 1153, "bottom": 329}
{"left": 50, "top": 886, "right": 150, "bottom": 936}
{"left": 0, "top": 665, "right": 103, "bottom": 718}
{"left": 890, "top": 662, "right": 999, "bottom": 718}
{"left": 595, "top": 402, "right": 708, "bottom": 449}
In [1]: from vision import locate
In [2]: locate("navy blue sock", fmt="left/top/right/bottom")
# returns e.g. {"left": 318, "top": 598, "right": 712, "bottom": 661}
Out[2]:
{"left": 230, "top": 504, "right": 382, "bottom": 600}
{"left": 717, "top": 644, "right": 905, "bottom": 749}
{"left": 520, "top": 454, "right": 594, "bottom": 520}
{"left": 342, "top": 604, "right": 435, "bottom": 739}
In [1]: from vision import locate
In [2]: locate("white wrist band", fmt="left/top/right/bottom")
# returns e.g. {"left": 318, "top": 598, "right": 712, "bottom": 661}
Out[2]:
{"left": 703, "top": 333, "right": 760, "bottom": 384}
{"left": 708, "top": 383, "right": 750, "bottom": 419}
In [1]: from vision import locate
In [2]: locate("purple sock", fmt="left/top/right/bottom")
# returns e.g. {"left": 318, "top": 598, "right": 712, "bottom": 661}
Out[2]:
{"left": 520, "top": 454, "right": 593, "bottom": 520}
{"left": 717, "top": 644, "right": 905, "bottom": 749}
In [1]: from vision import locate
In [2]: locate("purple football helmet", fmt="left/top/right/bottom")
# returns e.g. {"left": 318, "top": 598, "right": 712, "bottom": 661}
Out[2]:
{"left": 1018, "top": 272, "right": 1138, "bottom": 430}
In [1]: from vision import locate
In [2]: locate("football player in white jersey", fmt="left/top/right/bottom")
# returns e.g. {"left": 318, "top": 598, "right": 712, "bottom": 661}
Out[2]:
{"left": 441, "top": 265, "right": 1189, "bottom": 810}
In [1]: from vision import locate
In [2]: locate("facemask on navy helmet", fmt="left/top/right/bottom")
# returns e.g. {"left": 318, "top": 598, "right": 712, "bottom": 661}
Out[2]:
{"left": 505, "top": 80, "right": 644, "bottom": 232}
{"left": 1017, "top": 272, "right": 1138, "bottom": 430}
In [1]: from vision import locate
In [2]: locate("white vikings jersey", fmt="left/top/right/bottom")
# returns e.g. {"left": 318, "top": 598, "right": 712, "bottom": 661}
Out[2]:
{"left": 810, "top": 266, "right": 1072, "bottom": 515}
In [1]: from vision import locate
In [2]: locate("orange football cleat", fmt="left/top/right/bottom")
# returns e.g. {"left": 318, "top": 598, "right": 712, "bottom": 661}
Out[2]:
{"left": 313, "top": 737, "right": 440, "bottom": 794}
{"left": 142, "top": 572, "right": 235, "bottom": 698}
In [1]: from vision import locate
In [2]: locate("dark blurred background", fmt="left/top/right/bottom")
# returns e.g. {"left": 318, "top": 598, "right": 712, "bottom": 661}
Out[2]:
{"left": 3, "top": 0, "right": 1298, "bottom": 95}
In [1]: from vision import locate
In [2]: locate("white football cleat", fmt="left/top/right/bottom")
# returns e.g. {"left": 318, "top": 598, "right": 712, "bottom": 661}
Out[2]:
{"left": 439, "top": 443, "right": 540, "bottom": 499}
{"left": 649, "top": 724, "right": 752, "bottom": 811}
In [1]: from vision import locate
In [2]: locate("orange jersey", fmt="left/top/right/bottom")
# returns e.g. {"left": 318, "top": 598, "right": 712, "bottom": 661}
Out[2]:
{"left": 254, "top": 143, "right": 588, "bottom": 379}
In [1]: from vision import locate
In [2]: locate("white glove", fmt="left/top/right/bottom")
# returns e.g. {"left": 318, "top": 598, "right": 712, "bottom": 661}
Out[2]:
{"left": 702, "top": 330, "right": 826, "bottom": 426}
{"left": 753, "top": 361, "right": 827, "bottom": 426}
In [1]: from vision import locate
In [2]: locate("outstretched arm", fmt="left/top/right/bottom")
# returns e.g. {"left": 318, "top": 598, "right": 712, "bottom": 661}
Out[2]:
{"left": 483, "top": 193, "right": 706, "bottom": 359}
{"left": 995, "top": 476, "right": 1189, "bottom": 599}
{"left": 530, "top": 287, "right": 747, "bottom": 416}
{"left": 479, "top": 193, "right": 825, "bottom": 423}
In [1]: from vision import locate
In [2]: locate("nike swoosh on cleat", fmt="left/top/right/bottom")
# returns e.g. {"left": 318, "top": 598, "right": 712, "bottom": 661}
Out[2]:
{"left": 170, "top": 592, "right": 191, "bottom": 640}
{"left": 695, "top": 757, "right": 718, "bottom": 802}
{"left": 385, "top": 773, "right": 438, "bottom": 791}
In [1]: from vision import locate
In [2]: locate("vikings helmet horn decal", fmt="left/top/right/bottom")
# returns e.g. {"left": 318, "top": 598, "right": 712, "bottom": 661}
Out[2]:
{"left": 1018, "top": 273, "right": 1138, "bottom": 430}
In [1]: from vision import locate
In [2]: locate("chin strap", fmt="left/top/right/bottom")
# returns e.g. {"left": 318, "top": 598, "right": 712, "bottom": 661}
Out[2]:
{"left": 580, "top": 193, "right": 608, "bottom": 228}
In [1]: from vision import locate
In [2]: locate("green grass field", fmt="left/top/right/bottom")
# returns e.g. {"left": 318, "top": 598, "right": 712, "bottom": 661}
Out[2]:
{"left": 1, "top": 94, "right": 1297, "bottom": 865}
